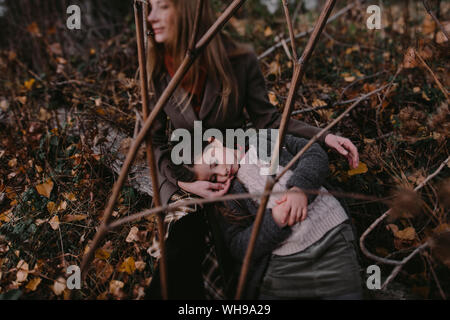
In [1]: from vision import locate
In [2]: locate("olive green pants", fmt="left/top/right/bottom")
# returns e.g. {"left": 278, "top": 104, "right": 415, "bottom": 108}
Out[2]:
{"left": 259, "top": 221, "right": 363, "bottom": 300}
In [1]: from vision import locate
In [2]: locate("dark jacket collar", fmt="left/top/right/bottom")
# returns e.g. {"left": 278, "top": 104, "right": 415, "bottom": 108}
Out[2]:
{"left": 164, "top": 72, "right": 221, "bottom": 122}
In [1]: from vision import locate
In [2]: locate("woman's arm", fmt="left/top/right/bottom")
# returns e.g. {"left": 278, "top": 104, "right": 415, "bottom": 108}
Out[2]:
{"left": 148, "top": 97, "right": 181, "bottom": 204}
{"left": 283, "top": 134, "right": 329, "bottom": 202}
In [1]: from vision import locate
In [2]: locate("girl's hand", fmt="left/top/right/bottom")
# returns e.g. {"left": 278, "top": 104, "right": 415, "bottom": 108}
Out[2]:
{"left": 324, "top": 134, "right": 359, "bottom": 169}
{"left": 272, "top": 201, "right": 291, "bottom": 228}
{"left": 177, "top": 178, "right": 231, "bottom": 199}
{"left": 275, "top": 187, "right": 308, "bottom": 226}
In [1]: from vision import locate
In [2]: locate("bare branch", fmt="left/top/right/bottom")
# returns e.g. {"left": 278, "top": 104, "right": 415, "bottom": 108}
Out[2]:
{"left": 281, "top": 0, "right": 298, "bottom": 61}
{"left": 359, "top": 156, "right": 450, "bottom": 266}
{"left": 79, "top": 0, "right": 249, "bottom": 285}
{"left": 235, "top": 0, "right": 338, "bottom": 300}
{"left": 258, "top": 3, "right": 355, "bottom": 60}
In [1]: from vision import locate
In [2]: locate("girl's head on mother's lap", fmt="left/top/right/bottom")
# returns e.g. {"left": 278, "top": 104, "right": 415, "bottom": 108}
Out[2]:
{"left": 170, "top": 136, "right": 241, "bottom": 184}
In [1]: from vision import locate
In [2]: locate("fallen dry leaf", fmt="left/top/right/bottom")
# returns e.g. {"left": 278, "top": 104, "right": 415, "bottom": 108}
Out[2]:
{"left": 16, "top": 260, "right": 29, "bottom": 283}
{"left": 403, "top": 47, "right": 418, "bottom": 69}
{"left": 62, "top": 214, "right": 87, "bottom": 222}
{"left": 118, "top": 257, "right": 135, "bottom": 275}
{"left": 48, "top": 215, "right": 60, "bottom": 230}
{"left": 109, "top": 280, "right": 124, "bottom": 296}
{"left": 26, "top": 277, "right": 42, "bottom": 291}
{"left": 95, "top": 248, "right": 111, "bottom": 260}
{"left": 62, "top": 192, "right": 76, "bottom": 201}
{"left": 36, "top": 179, "right": 54, "bottom": 198}
{"left": 126, "top": 226, "right": 140, "bottom": 243}
{"left": 348, "top": 162, "right": 368, "bottom": 176}
{"left": 52, "top": 277, "right": 66, "bottom": 296}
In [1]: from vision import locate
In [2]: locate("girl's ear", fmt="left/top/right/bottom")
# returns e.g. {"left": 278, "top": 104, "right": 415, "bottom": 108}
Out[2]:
{"left": 207, "top": 136, "right": 215, "bottom": 143}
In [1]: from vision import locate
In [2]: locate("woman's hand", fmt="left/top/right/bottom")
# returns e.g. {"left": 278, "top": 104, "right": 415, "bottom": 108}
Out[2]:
{"left": 177, "top": 178, "right": 231, "bottom": 199}
{"left": 324, "top": 134, "right": 359, "bottom": 169}
{"left": 275, "top": 186, "right": 308, "bottom": 226}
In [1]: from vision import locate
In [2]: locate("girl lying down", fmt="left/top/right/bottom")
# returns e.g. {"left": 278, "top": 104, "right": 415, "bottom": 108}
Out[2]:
{"left": 170, "top": 133, "right": 363, "bottom": 300}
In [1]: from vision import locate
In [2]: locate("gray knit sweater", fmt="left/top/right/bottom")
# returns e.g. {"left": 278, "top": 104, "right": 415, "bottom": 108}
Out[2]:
{"left": 237, "top": 145, "right": 348, "bottom": 255}
{"left": 216, "top": 134, "right": 348, "bottom": 299}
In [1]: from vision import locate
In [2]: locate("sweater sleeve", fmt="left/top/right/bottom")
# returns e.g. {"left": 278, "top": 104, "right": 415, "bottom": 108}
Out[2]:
{"left": 244, "top": 51, "right": 329, "bottom": 143}
{"left": 217, "top": 181, "right": 291, "bottom": 263}
{"left": 148, "top": 94, "right": 180, "bottom": 203}
{"left": 283, "top": 134, "right": 329, "bottom": 203}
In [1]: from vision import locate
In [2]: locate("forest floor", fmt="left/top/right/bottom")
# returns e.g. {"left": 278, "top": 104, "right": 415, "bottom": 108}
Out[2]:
{"left": 0, "top": 1, "right": 449, "bottom": 299}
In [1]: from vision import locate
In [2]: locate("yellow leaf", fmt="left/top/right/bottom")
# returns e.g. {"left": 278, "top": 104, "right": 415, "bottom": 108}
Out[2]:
{"left": 95, "top": 249, "right": 111, "bottom": 260}
{"left": 36, "top": 179, "right": 54, "bottom": 198}
{"left": 394, "top": 227, "right": 416, "bottom": 241}
{"left": 24, "top": 79, "right": 35, "bottom": 91}
{"left": 118, "top": 257, "right": 136, "bottom": 275}
{"left": 48, "top": 215, "right": 59, "bottom": 230}
{"left": 348, "top": 162, "right": 368, "bottom": 176}
{"left": 26, "top": 277, "right": 42, "bottom": 291}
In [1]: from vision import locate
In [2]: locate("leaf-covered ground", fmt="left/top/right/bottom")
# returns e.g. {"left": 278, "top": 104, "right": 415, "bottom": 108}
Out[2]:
{"left": 0, "top": 0, "right": 449, "bottom": 299}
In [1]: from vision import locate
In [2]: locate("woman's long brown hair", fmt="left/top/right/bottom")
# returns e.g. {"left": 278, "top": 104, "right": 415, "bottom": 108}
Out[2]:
{"left": 147, "top": 0, "right": 251, "bottom": 115}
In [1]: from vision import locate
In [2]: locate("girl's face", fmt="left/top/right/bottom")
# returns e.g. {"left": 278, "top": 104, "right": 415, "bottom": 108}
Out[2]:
{"left": 148, "top": 0, "right": 176, "bottom": 45}
{"left": 193, "top": 140, "right": 240, "bottom": 183}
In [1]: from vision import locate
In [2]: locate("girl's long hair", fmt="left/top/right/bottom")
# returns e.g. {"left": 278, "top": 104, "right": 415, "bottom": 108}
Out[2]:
{"left": 147, "top": 0, "right": 251, "bottom": 115}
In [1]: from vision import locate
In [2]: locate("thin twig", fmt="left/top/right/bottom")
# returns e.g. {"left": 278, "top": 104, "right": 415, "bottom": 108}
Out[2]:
{"left": 108, "top": 187, "right": 383, "bottom": 230}
{"left": 425, "top": 254, "right": 447, "bottom": 300}
{"left": 282, "top": 0, "right": 298, "bottom": 61}
{"left": 375, "top": 67, "right": 402, "bottom": 137}
{"left": 381, "top": 242, "right": 429, "bottom": 289}
{"left": 79, "top": 0, "right": 248, "bottom": 288}
{"left": 422, "top": 0, "right": 449, "bottom": 41}
{"left": 414, "top": 48, "right": 449, "bottom": 101}
{"left": 258, "top": 3, "right": 355, "bottom": 60}
{"left": 277, "top": 84, "right": 390, "bottom": 184}
{"left": 359, "top": 156, "right": 450, "bottom": 266}
{"left": 235, "top": 0, "right": 338, "bottom": 300}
